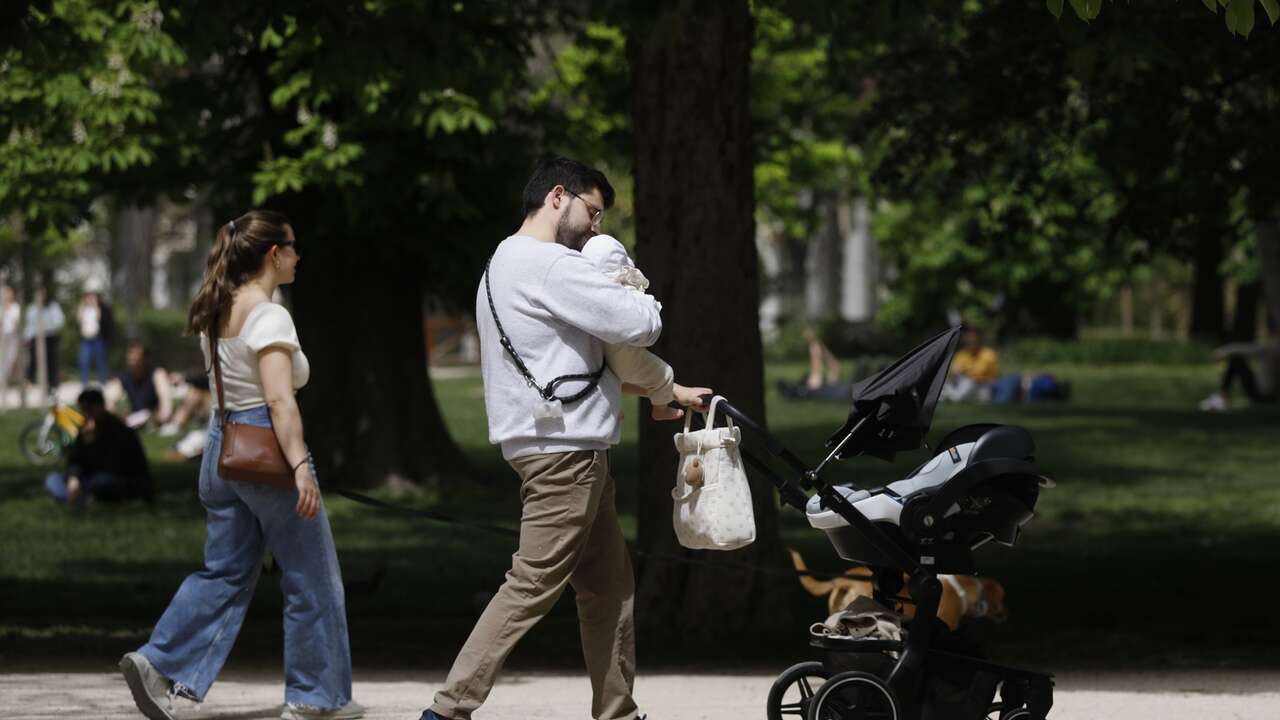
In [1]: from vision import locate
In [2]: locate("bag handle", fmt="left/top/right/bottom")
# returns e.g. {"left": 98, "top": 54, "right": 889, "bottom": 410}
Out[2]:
{"left": 682, "top": 394, "right": 733, "bottom": 434}
{"left": 707, "top": 395, "right": 734, "bottom": 431}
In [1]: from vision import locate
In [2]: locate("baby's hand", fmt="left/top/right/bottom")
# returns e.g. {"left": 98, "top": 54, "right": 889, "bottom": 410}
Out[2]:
{"left": 651, "top": 403, "right": 684, "bottom": 421}
{"left": 672, "top": 383, "right": 713, "bottom": 412}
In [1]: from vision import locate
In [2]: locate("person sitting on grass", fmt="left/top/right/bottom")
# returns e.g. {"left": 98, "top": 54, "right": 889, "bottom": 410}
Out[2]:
{"left": 941, "top": 327, "right": 1000, "bottom": 402}
{"left": 777, "top": 327, "right": 852, "bottom": 401}
{"left": 44, "top": 388, "right": 153, "bottom": 506}
{"left": 1199, "top": 334, "right": 1279, "bottom": 412}
{"left": 105, "top": 340, "right": 174, "bottom": 429}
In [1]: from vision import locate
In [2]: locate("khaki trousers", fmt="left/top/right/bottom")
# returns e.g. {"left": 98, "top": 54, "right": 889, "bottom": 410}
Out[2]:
{"left": 431, "top": 450, "right": 638, "bottom": 720}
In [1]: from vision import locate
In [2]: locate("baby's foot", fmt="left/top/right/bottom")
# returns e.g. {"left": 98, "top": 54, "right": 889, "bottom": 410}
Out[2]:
{"left": 651, "top": 404, "right": 684, "bottom": 421}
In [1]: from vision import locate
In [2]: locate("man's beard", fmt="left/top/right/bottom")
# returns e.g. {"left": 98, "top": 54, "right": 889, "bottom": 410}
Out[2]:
{"left": 554, "top": 212, "right": 592, "bottom": 251}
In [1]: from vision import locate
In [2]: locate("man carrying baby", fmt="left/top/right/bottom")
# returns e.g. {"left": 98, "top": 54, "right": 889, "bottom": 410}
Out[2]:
{"left": 421, "top": 157, "right": 709, "bottom": 720}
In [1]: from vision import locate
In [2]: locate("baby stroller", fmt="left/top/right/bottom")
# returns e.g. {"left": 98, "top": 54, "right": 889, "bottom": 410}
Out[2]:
{"left": 707, "top": 326, "right": 1055, "bottom": 720}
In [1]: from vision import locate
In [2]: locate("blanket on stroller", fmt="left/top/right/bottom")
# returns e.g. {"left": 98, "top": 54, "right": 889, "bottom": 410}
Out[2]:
{"left": 809, "top": 596, "right": 903, "bottom": 643}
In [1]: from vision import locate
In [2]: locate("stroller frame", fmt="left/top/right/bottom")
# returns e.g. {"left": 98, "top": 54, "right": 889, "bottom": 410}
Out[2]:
{"left": 707, "top": 397, "right": 1055, "bottom": 720}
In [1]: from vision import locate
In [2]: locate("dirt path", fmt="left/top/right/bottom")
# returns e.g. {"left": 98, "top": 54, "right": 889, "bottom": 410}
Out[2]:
{"left": 2, "top": 668, "right": 1278, "bottom": 719}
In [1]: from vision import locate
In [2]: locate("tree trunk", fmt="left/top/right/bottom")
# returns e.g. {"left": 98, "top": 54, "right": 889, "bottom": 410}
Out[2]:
{"left": 629, "top": 0, "right": 793, "bottom": 655}
{"left": 805, "top": 192, "right": 842, "bottom": 323}
{"left": 1119, "top": 285, "right": 1134, "bottom": 336}
{"left": 287, "top": 210, "right": 470, "bottom": 490}
{"left": 1230, "top": 280, "right": 1260, "bottom": 342}
{"left": 1257, "top": 218, "right": 1280, "bottom": 331}
{"left": 111, "top": 203, "right": 157, "bottom": 338}
{"left": 1189, "top": 228, "right": 1225, "bottom": 341}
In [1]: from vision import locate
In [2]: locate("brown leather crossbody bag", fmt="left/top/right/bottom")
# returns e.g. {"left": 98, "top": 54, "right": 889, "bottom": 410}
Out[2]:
{"left": 211, "top": 325, "right": 296, "bottom": 488}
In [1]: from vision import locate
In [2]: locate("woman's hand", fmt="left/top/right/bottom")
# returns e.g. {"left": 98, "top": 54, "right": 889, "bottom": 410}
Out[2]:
{"left": 294, "top": 463, "right": 321, "bottom": 520}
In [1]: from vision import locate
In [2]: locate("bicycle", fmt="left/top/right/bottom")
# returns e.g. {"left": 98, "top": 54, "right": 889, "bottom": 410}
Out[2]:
{"left": 19, "top": 395, "right": 85, "bottom": 465}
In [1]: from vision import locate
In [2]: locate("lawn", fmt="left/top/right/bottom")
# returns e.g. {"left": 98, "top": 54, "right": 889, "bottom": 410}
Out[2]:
{"left": 1, "top": 359, "right": 1278, "bottom": 672}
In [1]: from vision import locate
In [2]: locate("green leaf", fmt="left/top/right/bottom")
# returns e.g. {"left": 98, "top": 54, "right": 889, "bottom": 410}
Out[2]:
{"left": 1202, "top": 0, "right": 1218, "bottom": 11}
{"left": 260, "top": 24, "right": 284, "bottom": 50}
{"left": 1227, "top": 0, "right": 1256, "bottom": 35}
{"left": 1261, "top": 0, "right": 1280, "bottom": 24}
{"left": 1068, "top": 0, "right": 1089, "bottom": 19}
{"left": 1047, "top": 0, "right": 1065, "bottom": 19}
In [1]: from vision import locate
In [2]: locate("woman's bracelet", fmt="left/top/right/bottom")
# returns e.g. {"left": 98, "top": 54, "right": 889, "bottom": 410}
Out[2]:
{"left": 291, "top": 457, "right": 308, "bottom": 474}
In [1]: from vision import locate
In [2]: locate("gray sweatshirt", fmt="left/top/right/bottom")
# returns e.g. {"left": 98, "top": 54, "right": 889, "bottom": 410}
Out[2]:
{"left": 476, "top": 235, "right": 663, "bottom": 460}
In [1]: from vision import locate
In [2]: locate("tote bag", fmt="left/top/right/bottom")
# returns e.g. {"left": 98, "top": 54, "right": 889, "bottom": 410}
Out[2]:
{"left": 671, "top": 396, "right": 756, "bottom": 550}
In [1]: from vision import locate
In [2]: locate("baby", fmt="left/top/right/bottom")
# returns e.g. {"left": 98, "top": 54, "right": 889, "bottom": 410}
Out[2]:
{"left": 581, "top": 234, "right": 688, "bottom": 421}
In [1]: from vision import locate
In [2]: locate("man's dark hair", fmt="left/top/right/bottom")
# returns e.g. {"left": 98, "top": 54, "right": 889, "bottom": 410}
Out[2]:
{"left": 77, "top": 388, "right": 106, "bottom": 410}
{"left": 521, "top": 157, "right": 615, "bottom": 218}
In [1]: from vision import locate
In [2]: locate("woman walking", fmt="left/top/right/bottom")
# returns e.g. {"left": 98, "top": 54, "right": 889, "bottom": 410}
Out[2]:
{"left": 118, "top": 210, "right": 362, "bottom": 720}
{"left": 0, "top": 286, "right": 21, "bottom": 405}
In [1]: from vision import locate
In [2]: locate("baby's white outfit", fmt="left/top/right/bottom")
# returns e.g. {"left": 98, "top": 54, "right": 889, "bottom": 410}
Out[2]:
{"left": 580, "top": 235, "right": 675, "bottom": 406}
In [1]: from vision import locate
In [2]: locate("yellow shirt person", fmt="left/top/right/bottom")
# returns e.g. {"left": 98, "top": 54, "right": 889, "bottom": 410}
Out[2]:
{"left": 951, "top": 346, "right": 1000, "bottom": 384}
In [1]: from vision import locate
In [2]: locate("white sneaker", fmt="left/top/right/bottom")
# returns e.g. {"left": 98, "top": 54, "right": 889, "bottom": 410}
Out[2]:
{"left": 118, "top": 652, "right": 176, "bottom": 720}
{"left": 1198, "top": 392, "right": 1227, "bottom": 412}
{"left": 281, "top": 699, "right": 366, "bottom": 720}
{"left": 158, "top": 422, "right": 180, "bottom": 437}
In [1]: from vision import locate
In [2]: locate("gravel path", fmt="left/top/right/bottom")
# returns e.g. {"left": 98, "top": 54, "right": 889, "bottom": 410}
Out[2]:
{"left": 2, "top": 668, "right": 1278, "bottom": 719}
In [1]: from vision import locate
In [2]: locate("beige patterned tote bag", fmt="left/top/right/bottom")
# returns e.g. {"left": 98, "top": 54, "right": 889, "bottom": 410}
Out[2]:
{"left": 671, "top": 396, "right": 756, "bottom": 550}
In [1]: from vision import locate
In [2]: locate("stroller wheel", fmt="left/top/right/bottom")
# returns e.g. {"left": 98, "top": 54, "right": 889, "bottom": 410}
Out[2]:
{"left": 767, "top": 661, "right": 831, "bottom": 720}
{"left": 807, "top": 670, "right": 898, "bottom": 720}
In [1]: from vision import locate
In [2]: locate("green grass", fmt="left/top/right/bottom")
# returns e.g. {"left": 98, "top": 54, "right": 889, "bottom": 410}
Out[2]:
{"left": 2, "top": 360, "right": 1278, "bottom": 671}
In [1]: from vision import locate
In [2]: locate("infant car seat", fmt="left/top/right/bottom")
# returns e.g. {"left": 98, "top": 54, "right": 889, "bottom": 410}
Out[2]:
{"left": 805, "top": 424, "right": 1053, "bottom": 574}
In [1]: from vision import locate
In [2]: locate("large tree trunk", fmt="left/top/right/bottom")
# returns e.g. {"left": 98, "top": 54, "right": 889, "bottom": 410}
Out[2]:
{"left": 287, "top": 203, "right": 470, "bottom": 489}
{"left": 1257, "top": 218, "right": 1280, "bottom": 331}
{"left": 1189, "top": 227, "right": 1226, "bottom": 341}
{"left": 629, "top": 0, "right": 793, "bottom": 655}
{"left": 1230, "top": 280, "right": 1260, "bottom": 342}
{"left": 111, "top": 203, "right": 157, "bottom": 338}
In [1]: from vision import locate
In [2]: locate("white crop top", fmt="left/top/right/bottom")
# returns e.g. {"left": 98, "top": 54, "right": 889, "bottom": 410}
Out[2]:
{"left": 201, "top": 302, "right": 310, "bottom": 411}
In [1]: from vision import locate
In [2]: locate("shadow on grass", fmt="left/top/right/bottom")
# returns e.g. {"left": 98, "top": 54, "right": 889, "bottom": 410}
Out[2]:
{"left": 4, "top": 382, "right": 1280, "bottom": 670}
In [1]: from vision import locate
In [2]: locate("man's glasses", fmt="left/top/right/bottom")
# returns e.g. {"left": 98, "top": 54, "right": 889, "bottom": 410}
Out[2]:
{"left": 566, "top": 190, "right": 605, "bottom": 227}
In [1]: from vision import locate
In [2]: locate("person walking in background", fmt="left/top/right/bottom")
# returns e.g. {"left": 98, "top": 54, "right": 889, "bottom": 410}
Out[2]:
{"left": 77, "top": 291, "right": 111, "bottom": 386}
{"left": 119, "top": 210, "right": 362, "bottom": 720}
{"left": 0, "top": 285, "right": 22, "bottom": 405}
{"left": 24, "top": 286, "right": 65, "bottom": 390}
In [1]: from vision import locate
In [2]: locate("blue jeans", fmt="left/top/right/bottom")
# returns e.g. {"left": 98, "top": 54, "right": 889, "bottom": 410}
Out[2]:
{"left": 45, "top": 471, "right": 125, "bottom": 503}
{"left": 138, "top": 405, "right": 352, "bottom": 708}
{"left": 78, "top": 335, "right": 109, "bottom": 385}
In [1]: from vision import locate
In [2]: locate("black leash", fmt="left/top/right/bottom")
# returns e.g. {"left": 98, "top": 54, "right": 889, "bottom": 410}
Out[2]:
{"left": 328, "top": 486, "right": 874, "bottom": 585}
{"left": 331, "top": 487, "right": 520, "bottom": 539}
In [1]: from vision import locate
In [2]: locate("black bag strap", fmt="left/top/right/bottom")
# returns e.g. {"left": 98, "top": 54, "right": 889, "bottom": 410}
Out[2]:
{"left": 483, "top": 254, "right": 606, "bottom": 404}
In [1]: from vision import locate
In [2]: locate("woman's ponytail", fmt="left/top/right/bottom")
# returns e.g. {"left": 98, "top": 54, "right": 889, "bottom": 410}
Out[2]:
{"left": 186, "top": 210, "right": 292, "bottom": 338}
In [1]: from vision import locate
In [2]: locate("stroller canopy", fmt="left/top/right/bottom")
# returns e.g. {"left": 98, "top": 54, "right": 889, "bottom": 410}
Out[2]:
{"left": 827, "top": 325, "right": 962, "bottom": 461}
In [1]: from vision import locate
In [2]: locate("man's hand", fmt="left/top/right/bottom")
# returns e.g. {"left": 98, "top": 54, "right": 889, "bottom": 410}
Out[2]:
{"left": 66, "top": 476, "right": 82, "bottom": 504}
